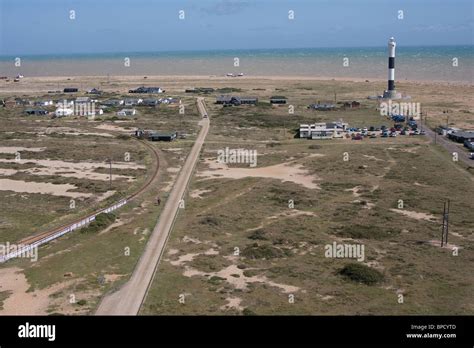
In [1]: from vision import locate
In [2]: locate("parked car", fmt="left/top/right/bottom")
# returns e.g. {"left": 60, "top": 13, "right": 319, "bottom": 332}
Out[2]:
{"left": 369, "top": 126, "right": 375, "bottom": 132}
{"left": 382, "top": 132, "right": 389, "bottom": 138}
{"left": 352, "top": 135, "right": 363, "bottom": 140}
{"left": 370, "top": 133, "right": 377, "bottom": 139}
{"left": 389, "top": 132, "right": 397, "bottom": 137}
{"left": 400, "top": 130, "right": 406, "bottom": 135}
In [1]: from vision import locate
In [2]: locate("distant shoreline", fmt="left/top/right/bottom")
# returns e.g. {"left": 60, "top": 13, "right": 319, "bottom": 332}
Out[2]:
{"left": 0, "top": 75, "right": 472, "bottom": 92}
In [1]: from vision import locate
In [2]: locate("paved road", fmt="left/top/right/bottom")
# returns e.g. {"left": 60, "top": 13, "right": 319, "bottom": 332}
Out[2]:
{"left": 96, "top": 98, "right": 210, "bottom": 315}
{"left": 423, "top": 127, "right": 473, "bottom": 167}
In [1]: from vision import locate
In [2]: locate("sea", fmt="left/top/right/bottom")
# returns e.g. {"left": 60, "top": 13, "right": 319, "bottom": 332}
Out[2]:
{"left": 0, "top": 46, "right": 472, "bottom": 83}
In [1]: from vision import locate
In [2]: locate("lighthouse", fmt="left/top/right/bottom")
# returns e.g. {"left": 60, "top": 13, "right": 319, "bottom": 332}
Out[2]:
{"left": 383, "top": 37, "right": 402, "bottom": 99}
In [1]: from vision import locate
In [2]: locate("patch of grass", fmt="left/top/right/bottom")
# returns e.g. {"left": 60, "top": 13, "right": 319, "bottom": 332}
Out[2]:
{"left": 242, "top": 243, "right": 288, "bottom": 260}
{"left": 333, "top": 224, "right": 400, "bottom": 240}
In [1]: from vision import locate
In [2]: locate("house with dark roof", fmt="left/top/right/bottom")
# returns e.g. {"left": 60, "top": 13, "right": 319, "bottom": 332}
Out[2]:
{"left": 270, "top": 96, "right": 287, "bottom": 104}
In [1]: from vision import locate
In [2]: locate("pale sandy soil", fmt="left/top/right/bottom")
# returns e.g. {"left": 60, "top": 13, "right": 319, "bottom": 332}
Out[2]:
{"left": 166, "top": 167, "right": 181, "bottom": 173}
{"left": 390, "top": 208, "right": 438, "bottom": 222}
{"left": 0, "top": 178, "right": 92, "bottom": 198}
{"left": 189, "top": 188, "right": 212, "bottom": 198}
{"left": 414, "top": 182, "right": 429, "bottom": 187}
{"left": 197, "top": 157, "right": 320, "bottom": 189}
{"left": 163, "top": 148, "right": 184, "bottom": 152}
{"left": 36, "top": 126, "right": 114, "bottom": 137}
{"left": 345, "top": 186, "right": 363, "bottom": 198}
{"left": 94, "top": 124, "right": 135, "bottom": 132}
{"left": 183, "top": 264, "right": 300, "bottom": 294}
{"left": 0, "top": 168, "right": 18, "bottom": 176}
{"left": 0, "top": 146, "right": 46, "bottom": 154}
{"left": 96, "top": 190, "right": 116, "bottom": 202}
{"left": 220, "top": 297, "right": 244, "bottom": 311}
{"left": 363, "top": 154, "right": 385, "bottom": 161}
{"left": 0, "top": 267, "right": 77, "bottom": 315}
{"left": 0, "top": 158, "right": 144, "bottom": 182}
{"left": 169, "top": 248, "right": 219, "bottom": 266}
{"left": 427, "top": 240, "right": 461, "bottom": 250}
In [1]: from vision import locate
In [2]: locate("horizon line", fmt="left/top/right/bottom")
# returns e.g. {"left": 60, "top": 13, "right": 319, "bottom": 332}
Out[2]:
{"left": 1, "top": 43, "right": 473, "bottom": 58}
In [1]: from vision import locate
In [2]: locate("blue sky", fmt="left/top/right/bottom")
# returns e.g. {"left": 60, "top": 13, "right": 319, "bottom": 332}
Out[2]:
{"left": 0, "top": 0, "right": 473, "bottom": 55}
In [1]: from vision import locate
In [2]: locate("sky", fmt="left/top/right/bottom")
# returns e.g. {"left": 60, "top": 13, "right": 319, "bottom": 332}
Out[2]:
{"left": 0, "top": 0, "right": 473, "bottom": 55}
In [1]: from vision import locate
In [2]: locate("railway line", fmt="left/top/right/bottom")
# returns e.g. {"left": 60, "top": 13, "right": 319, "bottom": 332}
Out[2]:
{"left": 0, "top": 130, "right": 160, "bottom": 262}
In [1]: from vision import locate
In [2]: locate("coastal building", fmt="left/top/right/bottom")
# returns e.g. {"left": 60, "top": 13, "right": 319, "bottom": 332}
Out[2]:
{"left": 270, "top": 96, "right": 287, "bottom": 104}
{"left": 308, "top": 103, "right": 336, "bottom": 111}
{"left": 33, "top": 100, "right": 53, "bottom": 107}
{"left": 101, "top": 99, "right": 124, "bottom": 107}
{"left": 216, "top": 95, "right": 258, "bottom": 106}
{"left": 148, "top": 132, "right": 177, "bottom": 142}
{"left": 117, "top": 108, "right": 136, "bottom": 116}
{"left": 54, "top": 108, "right": 73, "bottom": 117}
{"left": 75, "top": 97, "right": 91, "bottom": 104}
{"left": 299, "top": 122, "right": 348, "bottom": 140}
{"left": 343, "top": 101, "right": 361, "bottom": 109}
{"left": 129, "top": 86, "right": 164, "bottom": 94}
{"left": 159, "top": 97, "right": 179, "bottom": 104}
{"left": 142, "top": 98, "right": 160, "bottom": 106}
{"left": 25, "top": 109, "right": 49, "bottom": 116}
{"left": 87, "top": 88, "right": 102, "bottom": 95}
{"left": 124, "top": 98, "right": 143, "bottom": 106}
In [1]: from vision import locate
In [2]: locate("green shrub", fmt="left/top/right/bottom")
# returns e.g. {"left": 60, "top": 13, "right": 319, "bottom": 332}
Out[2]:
{"left": 339, "top": 263, "right": 384, "bottom": 285}
{"left": 247, "top": 229, "right": 268, "bottom": 241}
{"left": 334, "top": 224, "right": 399, "bottom": 240}
{"left": 81, "top": 213, "right": 116, "bottom": 234}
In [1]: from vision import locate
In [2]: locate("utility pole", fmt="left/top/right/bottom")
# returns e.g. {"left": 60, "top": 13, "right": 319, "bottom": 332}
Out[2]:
{"left": 441, "top": 199, "right": 450, "bottom": 247}
{"left": 106, "top": 158, "right": 112, "bottom": 189}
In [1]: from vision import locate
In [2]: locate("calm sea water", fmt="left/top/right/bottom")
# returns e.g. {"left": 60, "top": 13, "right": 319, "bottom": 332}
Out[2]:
{"left": 0, "top": 46, "right": 472, "bottom": 82}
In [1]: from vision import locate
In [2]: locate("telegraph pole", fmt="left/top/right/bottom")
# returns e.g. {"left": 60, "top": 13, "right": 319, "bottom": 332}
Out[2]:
{"left": 441, "top": 200, "right": 450, "bottom": 247}
{"left": 106, "top": 158, "right": 112, "bottom": 189}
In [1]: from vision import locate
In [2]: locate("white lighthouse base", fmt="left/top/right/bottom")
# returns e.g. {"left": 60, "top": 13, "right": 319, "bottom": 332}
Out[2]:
{"left": 382, "top": 90, "right": 402, "bottom": 100}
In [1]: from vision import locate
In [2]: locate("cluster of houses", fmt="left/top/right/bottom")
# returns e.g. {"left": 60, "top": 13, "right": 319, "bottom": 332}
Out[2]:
{"left": 299, "top": 122, "right": 349, "bottom": 139}
{"left": 2, "top": 88, "right": 178, "bottom": 118}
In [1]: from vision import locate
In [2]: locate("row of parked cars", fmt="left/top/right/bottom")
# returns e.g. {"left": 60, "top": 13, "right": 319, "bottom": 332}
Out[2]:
{"left": 350, "top": 124, "right": 425, "bottom": 140}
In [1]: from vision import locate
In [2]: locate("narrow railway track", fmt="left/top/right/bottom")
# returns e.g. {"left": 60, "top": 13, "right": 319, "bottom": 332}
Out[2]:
{"left": 9, "top": 135, "right": 160, "bottom": 250}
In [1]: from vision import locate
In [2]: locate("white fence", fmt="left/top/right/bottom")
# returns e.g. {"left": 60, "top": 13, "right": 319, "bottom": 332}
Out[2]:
{"left": 0, "top": 199, "right": 127, "bottom": 263}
